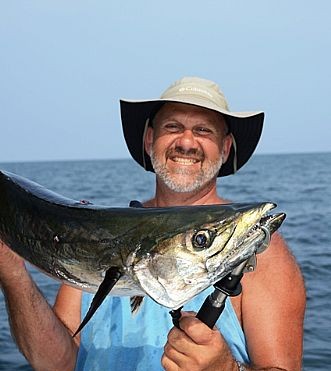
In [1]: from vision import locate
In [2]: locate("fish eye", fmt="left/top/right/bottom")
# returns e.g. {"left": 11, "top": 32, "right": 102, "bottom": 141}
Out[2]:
{"left": 192, "top": 229, "right": 212, "bottom": 250}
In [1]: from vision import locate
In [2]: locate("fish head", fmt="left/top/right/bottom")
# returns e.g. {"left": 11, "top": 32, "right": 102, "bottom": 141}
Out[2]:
{"left": 131, "top": 202, "right": 285, "bottom": 309}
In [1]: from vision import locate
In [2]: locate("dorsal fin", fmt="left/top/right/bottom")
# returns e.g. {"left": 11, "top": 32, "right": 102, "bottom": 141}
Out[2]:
{"left": 73, "top": 267, "right": 122, "bottom": 337}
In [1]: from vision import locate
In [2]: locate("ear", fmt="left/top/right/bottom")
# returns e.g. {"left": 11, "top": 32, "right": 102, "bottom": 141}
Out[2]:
{"left": 221, "top": 134, "right": 233, "bottom": 163}
{"left": 144, "top": 126, "right": 154, "bottom": 156}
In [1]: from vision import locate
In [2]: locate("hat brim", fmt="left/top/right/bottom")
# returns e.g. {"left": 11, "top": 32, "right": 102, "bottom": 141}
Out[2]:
{"left": 120, "top": 98, "right": 264, "bottom": 177}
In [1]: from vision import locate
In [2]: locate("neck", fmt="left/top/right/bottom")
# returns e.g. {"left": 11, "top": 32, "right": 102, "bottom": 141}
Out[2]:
{"left": 144, "top": 178, "right": 228, "bottom": 207}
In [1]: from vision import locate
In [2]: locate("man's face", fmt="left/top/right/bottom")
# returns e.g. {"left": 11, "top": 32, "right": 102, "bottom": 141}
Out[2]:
{"left": 145, "top": 103, "right": 232, "bottom": 193}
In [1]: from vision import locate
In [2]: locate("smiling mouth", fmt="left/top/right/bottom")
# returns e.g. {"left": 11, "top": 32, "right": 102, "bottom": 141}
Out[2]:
{"left": 170, "top": 157, "right": 200, "bottom": 165}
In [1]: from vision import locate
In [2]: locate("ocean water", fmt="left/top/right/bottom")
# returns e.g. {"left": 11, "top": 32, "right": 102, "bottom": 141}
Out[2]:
{"left": 0, "top": 153, "right": 330, "bottom": 370}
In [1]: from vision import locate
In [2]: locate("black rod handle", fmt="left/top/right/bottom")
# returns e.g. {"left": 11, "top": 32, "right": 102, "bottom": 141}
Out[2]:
{"left": 196, "top": 261, "right": 246, "bottom": 329}
{"left": 196, "top": 295, "right": 226, "bottom": 329}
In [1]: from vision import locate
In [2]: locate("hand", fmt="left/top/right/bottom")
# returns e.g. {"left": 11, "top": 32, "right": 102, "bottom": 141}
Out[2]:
{"left": 161, "top": 311, "right": 236, "bottom": 371}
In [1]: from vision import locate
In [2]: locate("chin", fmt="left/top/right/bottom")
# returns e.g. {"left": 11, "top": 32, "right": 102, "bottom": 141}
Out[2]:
{"left": 164, "top": 177, "right": 206, "bottom": 193}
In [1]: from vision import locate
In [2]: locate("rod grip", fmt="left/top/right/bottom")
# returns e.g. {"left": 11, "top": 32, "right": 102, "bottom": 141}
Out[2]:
{"left": 196, "top": 296, "right": 225, "bottom": 329}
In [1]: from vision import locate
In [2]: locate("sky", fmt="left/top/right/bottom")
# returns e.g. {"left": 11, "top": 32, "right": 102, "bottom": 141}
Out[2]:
{"left": 0, "top": 1, "right": 330, "bottom": 163}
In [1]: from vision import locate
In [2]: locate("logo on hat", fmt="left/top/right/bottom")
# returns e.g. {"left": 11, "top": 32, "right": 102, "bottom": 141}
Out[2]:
{"left": 178, "top": 86, "right": 214, "bottom": 98}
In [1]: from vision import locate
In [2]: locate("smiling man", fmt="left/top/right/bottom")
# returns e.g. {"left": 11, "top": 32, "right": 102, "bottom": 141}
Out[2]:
{"left": 0, "top": 77, "right": 305, "bottom": 371}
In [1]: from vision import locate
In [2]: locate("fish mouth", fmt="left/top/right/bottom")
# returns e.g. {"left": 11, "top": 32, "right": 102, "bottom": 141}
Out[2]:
{"left": 206, "top": 205, "right": 286, "bottom": 281}
{"left": 243, "top": 210, "right": 286, "bottom": 244}
{"left": 260, "top": 212, "right": 286, "bottom": 233}
{"left": 243, "top": 211, "right": 286, "bottom": 250}
{"left": 254, "top": 212, "right": 286, "bottom": 253}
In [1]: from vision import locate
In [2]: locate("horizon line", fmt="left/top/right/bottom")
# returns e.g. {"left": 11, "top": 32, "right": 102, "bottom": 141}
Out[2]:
{"left": 0, "top": 150, "right": 330, "bottom": 165}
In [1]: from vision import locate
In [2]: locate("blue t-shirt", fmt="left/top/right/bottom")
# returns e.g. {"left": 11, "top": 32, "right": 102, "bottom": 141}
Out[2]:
{"left": 75, "top": 289, "right": 249, "bottom": 370}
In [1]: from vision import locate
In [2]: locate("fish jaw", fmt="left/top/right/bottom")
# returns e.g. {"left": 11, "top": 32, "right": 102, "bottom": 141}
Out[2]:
{"left": 131, "top": 202, "right": 283, "bottom": 309}
{"left": 204, "top": 202, "right": 276, "bottom": 273}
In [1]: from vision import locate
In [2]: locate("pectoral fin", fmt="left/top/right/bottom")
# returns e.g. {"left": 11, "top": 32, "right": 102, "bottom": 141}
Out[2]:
{"left": 130, "top": 295, "right": 144, "bottom": 314}
{"left": 73, "top": 266, "right": 122, "bottom": 337}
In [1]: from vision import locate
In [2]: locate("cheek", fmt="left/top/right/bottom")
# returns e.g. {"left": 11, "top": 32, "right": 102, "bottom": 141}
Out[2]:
{"left": 200, "top": 140, "right": 222, "bottom": 160}
{"left": 152, "top": 136, "right": 175, "bottom": 155}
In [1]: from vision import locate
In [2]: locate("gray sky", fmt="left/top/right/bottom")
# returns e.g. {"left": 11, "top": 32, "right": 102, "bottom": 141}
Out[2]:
{"left": 1, "top": 1, "right": 330, "bottom": 163}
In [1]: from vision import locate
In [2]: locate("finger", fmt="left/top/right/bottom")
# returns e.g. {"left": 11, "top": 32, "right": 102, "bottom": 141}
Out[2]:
{"left": 180, "top": 310, "right": 196, "bottom": 317}
{"left": 179, "top": 315, "right": 217, "bottom": 345}
{"left": 163, "top": 343, "right": 189, "bottom": 369}
{"left": 161, "top": 355, "right": 178, "bottom": 371}
{"left": 167, "top": 326, "right": 197, "bottom": 355}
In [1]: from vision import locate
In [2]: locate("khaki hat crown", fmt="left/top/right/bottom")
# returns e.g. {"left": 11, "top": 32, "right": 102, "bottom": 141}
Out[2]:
{"left": 160, "top": 77, "right": 229, "bottom": 112}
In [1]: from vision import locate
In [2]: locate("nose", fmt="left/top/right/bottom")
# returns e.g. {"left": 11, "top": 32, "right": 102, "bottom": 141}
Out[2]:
{"left": 175, "top": 129, "right": 198, "bottom": 151}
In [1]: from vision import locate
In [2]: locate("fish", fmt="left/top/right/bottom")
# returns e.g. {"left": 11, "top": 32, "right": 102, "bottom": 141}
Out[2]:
{"left": 0, "top": 169, "right": 285, "bottom": 335}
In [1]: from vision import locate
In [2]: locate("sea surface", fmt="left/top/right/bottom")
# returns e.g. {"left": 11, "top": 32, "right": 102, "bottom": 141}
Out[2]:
{"left": 0, "top": 153, "right": 330, "bottom": 370}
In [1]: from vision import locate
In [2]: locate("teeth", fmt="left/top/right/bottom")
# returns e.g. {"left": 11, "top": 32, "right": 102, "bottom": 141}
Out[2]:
{"left": 248, "top": 224, "right": 258, "bottom": 236}
{"left": 260, "top": 215, "right": 273, "bottom": 224}
{"left": 172, "top": 157, "right": 198, "bottom": 165}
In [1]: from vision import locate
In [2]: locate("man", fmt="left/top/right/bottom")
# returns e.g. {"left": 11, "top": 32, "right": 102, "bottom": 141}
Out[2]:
{"left": 0, "top": 77, "right": 305, "bottom": 370}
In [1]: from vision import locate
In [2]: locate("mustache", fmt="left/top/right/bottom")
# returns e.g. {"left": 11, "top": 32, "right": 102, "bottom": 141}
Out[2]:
{"left": 166, "top": 146, "right": 205, "bottom": 161}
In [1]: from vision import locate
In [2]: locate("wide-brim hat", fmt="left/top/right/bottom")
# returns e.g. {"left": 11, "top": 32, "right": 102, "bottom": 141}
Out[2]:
{"left": 120, "top": 77, "right": 264, "bottom": 177}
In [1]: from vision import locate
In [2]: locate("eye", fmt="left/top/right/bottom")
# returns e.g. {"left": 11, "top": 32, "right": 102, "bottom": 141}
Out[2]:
{"left": 192, "top": 229, "right": 212, "bottom": 249}
{"left": 163, "top": 122, "right": 182, "bottom": 133}
{"left": 193, "top": 127, "right": 214, "bottom": 136}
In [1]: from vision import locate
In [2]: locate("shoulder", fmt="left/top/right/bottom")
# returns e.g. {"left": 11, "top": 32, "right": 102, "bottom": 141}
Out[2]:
{"left": 232, "top": 233, "right": 306, "bottom": 318}
{"left": 242, "top": 232, "right": 305, "bottom": 299}
{"left": 249, "top": 232, "right": 304, "bottom": 283}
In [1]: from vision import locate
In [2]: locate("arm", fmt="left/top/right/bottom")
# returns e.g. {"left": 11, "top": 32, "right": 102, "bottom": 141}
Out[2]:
{"left": 161, "top": 234, "right": 305, "bottom": 370}
{"left": 241, "top": 233, "right": 306, "bottom": 370}
{"left": 0, "top": 240, "right": 81, "bottom": 371}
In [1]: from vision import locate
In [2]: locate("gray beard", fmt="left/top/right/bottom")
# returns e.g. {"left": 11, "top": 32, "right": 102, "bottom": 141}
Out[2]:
{"left": 150, "top": 149, "right": 222, "bottom": 193}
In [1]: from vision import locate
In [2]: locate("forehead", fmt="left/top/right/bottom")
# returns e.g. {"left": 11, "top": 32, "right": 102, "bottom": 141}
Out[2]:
{"left": 154, "top": 102, "right": 226, "bottom": 127}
